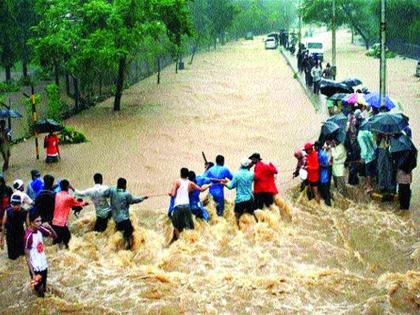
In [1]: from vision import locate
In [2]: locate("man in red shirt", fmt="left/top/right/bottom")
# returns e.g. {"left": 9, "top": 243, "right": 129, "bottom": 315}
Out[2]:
{"left": 52, "top": 179, "right": 88, "bottom": 249}
{"left": 303, "top": 142, "right": 321, "bottom": 204}
{"left": 44, "top": 132, "right": 60, "bottom": 163}
{"left": 249, "top": 153, "right": 278, "bottom": 210}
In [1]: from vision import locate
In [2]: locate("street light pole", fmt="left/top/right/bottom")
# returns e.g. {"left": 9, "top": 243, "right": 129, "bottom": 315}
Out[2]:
{"left": 379, "top": 0, "right": 387, "bottom": 108}
{"left": 332, "top": 0, "right": 337, "bottom": 80}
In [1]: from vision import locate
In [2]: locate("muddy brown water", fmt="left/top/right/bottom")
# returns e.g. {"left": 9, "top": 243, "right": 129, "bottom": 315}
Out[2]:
{"left": 0, "top": 37, "right": 419, "bottom": 314}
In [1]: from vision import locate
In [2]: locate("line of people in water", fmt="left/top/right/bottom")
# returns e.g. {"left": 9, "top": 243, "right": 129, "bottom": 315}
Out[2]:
{"left": 0, "top": 153, "right": 291, "bottom": 297}
{"left": 293, "top": 107, "right": 415, "bottom": 210}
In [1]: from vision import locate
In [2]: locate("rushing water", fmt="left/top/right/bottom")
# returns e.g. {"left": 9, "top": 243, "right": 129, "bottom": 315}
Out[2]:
{"left": 1, "top": 36, "right": 419, "bottom": 314}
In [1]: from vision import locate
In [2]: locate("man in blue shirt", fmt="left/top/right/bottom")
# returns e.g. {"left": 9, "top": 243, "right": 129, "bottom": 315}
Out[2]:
{"left": 206, "top": 155, "right": 233, "bottom": 216}
{"left": 223, "top": 158, "right": 254, "bottom": 226}
{"left": 26, "top": 170, "right": 44, "bottom": 200}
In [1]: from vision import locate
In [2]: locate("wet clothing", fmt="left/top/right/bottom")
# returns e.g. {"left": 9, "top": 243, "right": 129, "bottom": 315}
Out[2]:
{"left": 357, "top": 130, "right": 376, "bottom": 164}
{"left": 395, "top": 150, "right": 414, "bottom": 210}
{"left": 174, "top": 179, "right": 190, "bottom": 207}
{"left": 226, "top": 168, "right": 254, "bottom": 204}
{"left": 306, "top": 150, "right": 320, "bottom": 183}
{"left": 24, "top": 226, "right": 51, "bottom": 272}
{"left": 44, "top": 134, "right": 59, "bottom": 159}
{"left": 190, "top": 177, "right": 210, "bottom": 222}
{"left": 76, "top": 184, "right": 110, "bottom": 219}
{"left": 116, "top": 219, "right": 134, "bottom": 241}
{"left": 206, "top": 165, "right": 233, "bottom": 216}
{"left": 52, "top": 191, "right": 86, "bottom": 227}
{"left": 377, "top": 139, "right": 395, "bottom": 193}
{"left": 171, "top": 205, "right": 194, "bottom": 232}
{"left": 4, "top": 207, "right": 27, "bottom": 260}
{"left": 33, "top": 268, "right": 48, "bottom": 297}
{"left": 318, "top": 149, "right": 330, "bottom": 185}
{"left": 26, "top": 178, "right": 44, "bottom": 200}
{"left": 0, "top": 185, "right": 13, "bottom": 227}
{"left": 331, "top": 144, "right": 347, "bottom": 177}
{"left": 52, "top": 225, "right": 71, "bottom": 247}
{"left": 254, "top": 192, "right": 274, "bottom": 209}
{"left": 234, "top": 199, "right": 255, "bottom": 216}
{"left": 35, "top": 189, "right": 56, "bottom": 223}
{"left": 253, "top": 161, "right": 278, "bottom": 194}
{"left": 103, "top": 187, "right": 146, "bottom": 223}
{"left": 94, "top": 212, "right": 112, "bottom": 232}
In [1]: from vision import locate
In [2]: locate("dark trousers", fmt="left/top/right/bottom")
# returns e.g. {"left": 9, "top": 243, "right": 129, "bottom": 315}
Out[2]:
{"left": 398, "top": 184, "right": 411, "bottom": 210}
{"left": 319, "top": 183, "right": 331, "bottom": 206}
{"left": 34, "top": 269, "right": 48, "bottom": 297}
{"left": 94, "top": 212, "right": 111, "bottom": 232}
{"left": 313, "top": 80, "right": 320, "bottom": 94}
{"left": 348, "top": 163, "right": 360, "bottom": 186}
{"left": 6, "top": 230, "right": 25, "bottom": 260}
{"left": 52, "top": 225, "right": 71, "bottom": 248}
{"left": 254, "top": 192, "right": 274, "bottom": 209}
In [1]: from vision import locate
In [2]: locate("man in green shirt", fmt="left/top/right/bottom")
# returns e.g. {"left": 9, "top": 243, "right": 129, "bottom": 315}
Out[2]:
{"left": 103, "top": 178, "right": 148, "bottom": 249}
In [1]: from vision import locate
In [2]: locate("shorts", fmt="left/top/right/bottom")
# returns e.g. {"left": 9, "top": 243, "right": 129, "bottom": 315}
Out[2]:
{"left": 52, "top": 225, "right": 71, "bottom": 247}
{"left": 309, "top": 181, "right": 319, "bottom": 187}
{"left": 365, "top": 160, "right": 376, "bottom": 177}
{"left": 171, "top": 205, "right": 194, "bottom": 232}
{"left": 116, "top": 219, "right": 134, "bottom": 241}
{"left": 234, "top": 199, "right": 255, "bottom": 215}
{"left": 254, "top": 192, "right": 274, "bottom": 210}
{"left": 46, "top": 155, "right": 59, "bottom": 163}
{"left": 94, "top": 212, "right": 111, "bottom": 232}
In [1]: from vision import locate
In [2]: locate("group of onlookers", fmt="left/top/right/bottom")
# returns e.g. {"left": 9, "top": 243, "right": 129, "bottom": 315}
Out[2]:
{"left": 294, "top": 107, "right": 415, "bottom": 210}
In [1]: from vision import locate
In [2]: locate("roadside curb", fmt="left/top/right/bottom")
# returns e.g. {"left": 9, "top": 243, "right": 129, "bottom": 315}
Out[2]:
{"left": 279, "top": 47, "right": 322, "bottom": 113}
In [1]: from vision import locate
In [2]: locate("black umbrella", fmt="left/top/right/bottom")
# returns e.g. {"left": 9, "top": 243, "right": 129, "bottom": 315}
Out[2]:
{"left": 327, "top": 112, "right": 348, "bottom": 128}
{"left": 328, "top": 93, "right": 350, "bottom": 101}
{"left": 35, "top": 118, "right": 64, "bottom": 133}
{"left": 0, "top": 108, "right": 22, "bottom": 119}
{"left": 340, "top": 78, "right": 362, "bottom": 88}
{"left": 390, "top": 134, "right": 415, "bottom": 153}
{"left": 368, "top": 112, "right": 408, "bottom": 135}
{"left": 320, "top": 80, "right": 353, "bottom": 97}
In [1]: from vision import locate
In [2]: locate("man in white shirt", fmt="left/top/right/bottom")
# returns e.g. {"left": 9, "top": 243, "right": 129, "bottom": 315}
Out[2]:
{"left": 13, "top": 179, "right": 34, "bottom": 209}
{"left": 75, "top": 173, "right": 111, "bottom": 232}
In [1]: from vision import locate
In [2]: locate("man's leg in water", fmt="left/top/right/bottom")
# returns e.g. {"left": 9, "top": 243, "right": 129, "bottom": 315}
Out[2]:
{"left": 213, "top": 195, "right": 225, "bottom": 216}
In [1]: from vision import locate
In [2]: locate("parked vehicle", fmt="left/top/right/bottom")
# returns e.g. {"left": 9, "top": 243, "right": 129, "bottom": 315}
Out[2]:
{"left": 265, "top": 38, "right": 278, "bottom": 50}
{"left": 306, "top": 41, "right": 324, "bottom": 61}
{"left": 266, "top": 32, "right": 279, "bottom": 44}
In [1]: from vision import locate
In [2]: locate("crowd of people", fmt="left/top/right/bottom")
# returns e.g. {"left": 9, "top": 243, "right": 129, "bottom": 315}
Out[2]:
{"left": 293, "top": 103, "right": 416, "bottom": 210}
{"left": 0, "top": 153, "right": 291, "bottom": 297}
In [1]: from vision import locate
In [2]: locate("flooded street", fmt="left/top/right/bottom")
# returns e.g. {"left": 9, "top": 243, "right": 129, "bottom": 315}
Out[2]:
{"left": 1, "top": 38, "right": 419, "bottom": 314}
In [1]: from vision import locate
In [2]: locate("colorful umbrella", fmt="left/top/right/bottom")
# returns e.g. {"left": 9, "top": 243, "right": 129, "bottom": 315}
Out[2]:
{"left": 342, "top": 93, "right": 367, "bottom": 106}
{"left": 365, "top": 92, "right": 397, "bottom": 110}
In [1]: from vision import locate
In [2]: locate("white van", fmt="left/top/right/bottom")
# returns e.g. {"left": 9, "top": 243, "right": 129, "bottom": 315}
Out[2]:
{"left": 306, "top": 41, "right": 324, "bottom": 61}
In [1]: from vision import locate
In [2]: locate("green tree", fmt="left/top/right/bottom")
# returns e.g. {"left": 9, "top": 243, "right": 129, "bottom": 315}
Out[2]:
{"left": 0, "top": 0, "right": 19, "bottom": 81}
{"left": 208, "top": 0, "right": 239, "bottom": 47}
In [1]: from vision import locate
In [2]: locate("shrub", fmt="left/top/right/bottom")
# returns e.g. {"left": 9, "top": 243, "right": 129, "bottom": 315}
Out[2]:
{"left": 45, "top": 84, "right": 68, "bottom": 122}
{"left": 0, "top": 81, "right": 20, "bottom": 93}
{"left": 366, "top": 45, "right": 397, "bottom": 59}
{"left": 17, "top": 76, "right": 32, "bottom": 86}
{"left": 60, "top": 126, "right": 87, "bottom": 144}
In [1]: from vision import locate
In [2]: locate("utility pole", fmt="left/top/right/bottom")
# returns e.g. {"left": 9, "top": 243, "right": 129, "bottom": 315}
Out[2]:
{"left": 332, "top": 0, "right": 337, "bottom": 80}
{"left": 379, "top": 0, "right": 387, "bottom": 108}
{"left": 298, "top": 0, "right": 302, "bottom": 51}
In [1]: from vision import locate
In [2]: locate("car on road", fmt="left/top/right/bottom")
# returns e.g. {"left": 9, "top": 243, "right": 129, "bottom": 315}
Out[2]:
{"left": 265, "top": 37, "right": 278, "bottom": 50}
{"left": 306, "top": 41, "right": 324, "bottom": 61}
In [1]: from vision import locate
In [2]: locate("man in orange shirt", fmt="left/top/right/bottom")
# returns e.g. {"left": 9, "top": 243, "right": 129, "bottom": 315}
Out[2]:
{"left": 44, "top": 131, "right": 60, "bottom": 163}
{"left": 52, "top": 180, "right": 88, "bottom": 249}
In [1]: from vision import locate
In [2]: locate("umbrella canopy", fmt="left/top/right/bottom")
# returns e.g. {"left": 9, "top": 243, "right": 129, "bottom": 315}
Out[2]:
{"left": 368, "top": 112, "right": 408, "bottom": 135}
{"left": 320, "top": 80, "right": 353, "bottom": 97}
{"left": 35, "top": 118, "right": 64, "bottom": 133}
{"left": 340, "top": 78, "right": 362, "bottom": 88}
{"left": 342, "top": 93, "right": 367, "bottom": 106}
{"left": 0, "top": 108, "right": 22, "bottom": 119}
{"left": 390, "top": 134, "right": 415, "bottom": 153}
{"left": 321, "top": 120, "right": 340, "bottom": 136}
{"left": 328, "top": 93, "right": 350, "bottom": 101}
{"left": 365, "top": 92, "right": 397, "bottom": 110}
{"left": 327, "top": 112, "right": 348, "bottom": 128}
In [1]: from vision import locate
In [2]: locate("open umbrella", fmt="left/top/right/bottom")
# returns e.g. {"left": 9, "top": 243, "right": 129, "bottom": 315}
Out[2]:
{"left": 340, "top": 78, "right": 362, "bottom": 88}
{"left": 320, "top": 80, "right": 353, "bottom": 97}
{"left": 327, "top": 112, "right": 348, "bottom": 128}
{"left": 0, "top": 108, "right": 22, "bottom": 119}
{"left": 342, "top": 93, "right": 367, "bottom": 106}
{"left": 365, "top": 92, "right": 397, "bottom": 110}
{"left": 328, "top": 93, "right": 350, "bottom": 101}
{"left": 390, "top": 134, "right": 415, "bottom": 153}
{"left": 35, "top": 118, "right": 64, "bottom": 133}
{"left": 368, "top": 112, "right": 408, "bottom": 134}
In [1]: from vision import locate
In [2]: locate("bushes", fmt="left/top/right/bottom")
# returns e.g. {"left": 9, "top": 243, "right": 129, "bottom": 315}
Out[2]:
{"left": 59, "top": 126, "right": 87, "bottom": 144}
{"left": 0, "top": 81, "right": 20, "bottom": 93}
{"left": 366, "top": 44, "right": 397, "bottom": 59}
{"left": 46, "top": 83, "right": 68, "bottom": 122}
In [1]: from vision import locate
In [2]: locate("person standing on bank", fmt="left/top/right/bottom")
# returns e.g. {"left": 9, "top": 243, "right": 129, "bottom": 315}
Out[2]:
{"left": 76, "top": 173, "right": 111, "bottom": 232}
{"left": 303, "top": 143, "right": 321, "bottom": 204}
{"left": 103, "top": 178, "right": 148, "bottom": 249}
{"left": 311, "top": 61, "right": 323, "bottom": 95}
{"left": 44, "top": 131, "right": 60, "bottom": 163}
{"left": 0, "top": 120, "right": 11, "bottom": 172}
{"left": 249, "top": 153, "right": 278, "bottom": 209}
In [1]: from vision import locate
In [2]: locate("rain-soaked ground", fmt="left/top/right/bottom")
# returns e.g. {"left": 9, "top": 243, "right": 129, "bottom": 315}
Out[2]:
{"left": 0, "top": 36, "right": 419, "bottom": 314}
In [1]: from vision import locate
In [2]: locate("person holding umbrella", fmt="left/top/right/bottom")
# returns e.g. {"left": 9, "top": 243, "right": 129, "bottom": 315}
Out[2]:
{"left": 44, "top": 131, "right": 60, "bottom": 163}
{"left": 0, "top": 120, "right": 11, "bottom": 171}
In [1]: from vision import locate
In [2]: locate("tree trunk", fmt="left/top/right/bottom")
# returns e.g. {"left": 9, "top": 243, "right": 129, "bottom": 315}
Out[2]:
{"left": 341, "top": 3, "right": 370, "bottom": 50}
{"left": 73, "top": 76, "right": 80, "bottom": 111}
{"left": 99, "top": 74, "right": 103, "bottom": 95}
{"left": 65, "top": 72, "right": 71, "bottom": 97}
{"left": 53, "top": 60, "right": 60, "bottom": 85}
{"left": 157, "top": 57, "right": 161, "bottom": 84}
{"left": 214, "top": 37, "right": 217, "bottom": 49}
{"left": 22, "top": 59, "right": 29, "bottom": 79}
{"left": 5, "top": 66, "right": 11, "bottom": 82}
{"left": 221, "top": 33, "right": 226, "bottom": 45}
{"left": 175, "top": 57, "right": 178, "bottom": 74}
{"left": 189, "top": 45, "right": 197, "bottom": 65}
{"left": 113, "top": 57, "right": 126, "bottom": 111}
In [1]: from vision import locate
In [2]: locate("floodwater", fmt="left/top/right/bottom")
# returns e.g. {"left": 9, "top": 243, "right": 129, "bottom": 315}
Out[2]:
{"left": 1, "top": 37, "right": 419, "bottom": 314}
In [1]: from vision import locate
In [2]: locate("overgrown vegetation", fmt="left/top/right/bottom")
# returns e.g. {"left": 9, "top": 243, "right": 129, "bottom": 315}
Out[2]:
{"left": 59, "top": 126, "right": 87, "bottom": 144}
